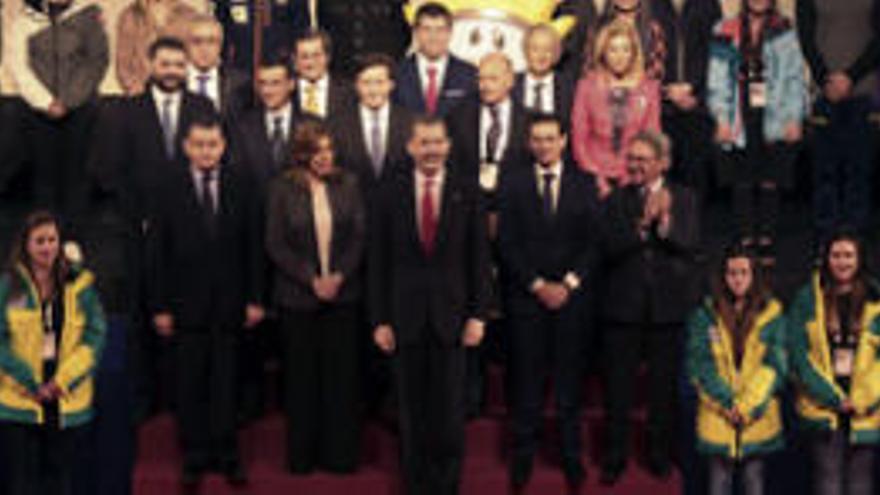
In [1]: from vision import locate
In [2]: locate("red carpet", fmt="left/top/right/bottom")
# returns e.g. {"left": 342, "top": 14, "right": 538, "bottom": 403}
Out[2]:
{"left": 134, "top": 367, "right": 682, "bottom": 495}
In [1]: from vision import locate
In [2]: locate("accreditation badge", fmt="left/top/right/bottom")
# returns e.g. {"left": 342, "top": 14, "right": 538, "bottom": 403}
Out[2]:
{"left": 749, "top": 82, "right": 767, "bottom": 108}
{"left": 230, "top": 4, "right": 249, "bottom": 24}
{"left": 43, "top": 332, "right": 57, "bottom": 360}
{"left": 833, "top": 348, "right": 854, "bottom": 377}
{"left": 479, "top": 162, "right": 499, "bottom": 192}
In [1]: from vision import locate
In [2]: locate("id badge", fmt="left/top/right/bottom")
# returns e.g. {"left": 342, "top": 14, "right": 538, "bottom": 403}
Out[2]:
{"left": 42, "top": 332, "right": 57, "bottom": 360}
{"left": 749, "top": 82, "right": 767, "bottom": 108}
{"left": 833, "top": 348, "right": 854, "bottom": 377}
{"left": 230, "top": 5, "right": 249, "bottom": 24}
{"left": 479, "top": 162, "right": 499, "bottom": 192}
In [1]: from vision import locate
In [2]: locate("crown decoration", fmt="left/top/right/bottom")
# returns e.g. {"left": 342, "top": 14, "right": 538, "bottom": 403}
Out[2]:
{"left": 404, "top": 0, "right": 577, "bottom": 36}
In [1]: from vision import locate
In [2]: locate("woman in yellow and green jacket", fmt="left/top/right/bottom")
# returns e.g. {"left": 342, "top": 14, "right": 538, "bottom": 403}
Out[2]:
{"left": 788, "top": 230, "right": 880, "bottom": 495}
{"left": 687, "top": 245, "right": 786, "bottom": 495}
{"left": 0, "top": 211, "right": 107, "bottom": 495}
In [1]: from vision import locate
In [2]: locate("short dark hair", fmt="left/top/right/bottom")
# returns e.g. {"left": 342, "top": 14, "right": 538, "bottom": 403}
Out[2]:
{"left": 408, "top": 114, "right": 447, "bottom": 141}
{"left": 184, "top": 112, "right": 224, "bottom": 139}
{"left": 258, "top": 53, "right": 294, "bottom": 79}
{"left": 414, "top": 2, "right": 454, "bottom": 27}
{"left": 354, "top": 53, "right": 397, "bottom": 80}
{"left": 527, "top": 113, "right": 566, "bottom": 135}
{"left": 294, "top": 29, "right": 333, "bottom": 59}
{"left": 148, "top": 36, "right": 187, "bottom": 60}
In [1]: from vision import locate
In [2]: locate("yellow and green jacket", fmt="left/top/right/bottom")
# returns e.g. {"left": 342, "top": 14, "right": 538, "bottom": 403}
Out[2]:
{"left": 0, "top": 264, "right": 107, "bottom": 428}
{"left": 788, "top": 272, "right": 880, "bottom": 445}
{"left": 686, "top": 297, "right": 787, "bottom": 459}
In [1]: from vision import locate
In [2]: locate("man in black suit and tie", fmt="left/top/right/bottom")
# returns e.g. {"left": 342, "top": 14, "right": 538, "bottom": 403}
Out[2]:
{"left": 185, "top": 14, "right": 253, "bottom": 120}
{"left": 369, "top": 116, "right": 491, "bottom": 495}
{"left": 497, "top": 113, "right": 601, "bottom": 493}
{"left": 331, "top": 53, "right": 414, "bottom": 200}
{"left": 232, "top": 55, "right": 298, "bottom": 192}
{"left": 292, "top": 29, "right": 355, "bottom": 119}
{"left": 393, "top": 2, "right": 476, "bottom": 117}
{"left": 147, "top": 115, "right": 265, "bottom": 491}
{"left": 107, "top": 37, "right": 216, "bottom": 423}
{"left": 599, "top": 131, "right": 700, "bottom": 485}
{"left": 512, "top": 24, "right": 576, "bottom": 127}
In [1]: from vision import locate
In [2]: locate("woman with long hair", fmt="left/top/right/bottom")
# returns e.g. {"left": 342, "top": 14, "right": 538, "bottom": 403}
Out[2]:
{"left": 571, "top": 20, "right": 661, "bottom": 200}
{"left": 789, "top": 230, "right": 880, "bottom": 494}
{"left": 687, "top": 245, "right": 786, "bottom": 494}
{"left": 0, "top": 211, "right": 107, "bottom": 495}
{"left": 265, "top": 119, "right": 366, "bottom": 474}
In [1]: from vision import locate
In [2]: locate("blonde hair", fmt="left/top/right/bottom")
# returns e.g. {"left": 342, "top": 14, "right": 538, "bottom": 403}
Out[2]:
{"left": 592, "top": 20, "right": 644, "bottom": 85}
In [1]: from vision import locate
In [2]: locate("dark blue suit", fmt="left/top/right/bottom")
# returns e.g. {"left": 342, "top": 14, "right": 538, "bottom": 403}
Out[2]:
{"left": 392, "top": 54, "right": 477, "bottom": 117}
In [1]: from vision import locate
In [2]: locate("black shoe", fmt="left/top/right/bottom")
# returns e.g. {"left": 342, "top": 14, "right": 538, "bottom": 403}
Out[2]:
{"left": 224, "top": 459, "right": 248, "bottom": 486}
{"left": 509, "top": 455, "right": 533, "bottom": 489}
{"left": 599, "top": 460, "right": 625, "bottom": 486}
{"left": 562, "top": 458, "right": 586, "bottom": 490}
{"left": 645, "top": 453, "right": 672, "bottom": 479}
{"left": 181, "top": 463, "right": 203, "bottom": 492}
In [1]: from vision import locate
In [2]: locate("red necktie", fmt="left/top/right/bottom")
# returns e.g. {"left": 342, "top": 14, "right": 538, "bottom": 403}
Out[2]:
{"left": 425, "top": 66, "right": 439, "bottom": 115}
{"left": 421, "top": 177, "right": 437, "bottom": 255}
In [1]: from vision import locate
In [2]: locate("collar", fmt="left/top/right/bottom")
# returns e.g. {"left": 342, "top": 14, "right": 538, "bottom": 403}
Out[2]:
{"left": 189, "top": 65, "right": 219, "bottom": 82}
{"left": 534, "top": 160, "right": 564, "bottom": 179}
{"left": 190, "top": 164, "right": 221, "bottom": 179}
{"left": 525, "top": 72, "right": 554, "bottom": 87}
{"left": 483, "top": 97, "right": 512, "bottom": 115}
{"left": 300, "top": 74, "right": 329, "bottom": 92}
{"left": 417, "top": 53, "right": 449, "bottom": 74}
{"left": 266, "top": 101, "right": 293, "bottom": 121}
{"left": 360, "top": 102, "right": 391, "bottom": 120}
{"left": 415, "top": 166, "right": 446, "bottom": 185}
{"left": 151, "top": 86, "right": 182, "bottom": 105}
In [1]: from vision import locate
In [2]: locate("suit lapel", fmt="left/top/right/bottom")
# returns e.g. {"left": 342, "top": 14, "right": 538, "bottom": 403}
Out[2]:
{"left": 407, "top": 57, "right": 427, "bottom": 111}
{"left": 433, "top": 173, "right": 455, "bottom": 255}
{"left": 401, "top": 173, "right": 422, "bottom": 252}
{"left": 142, "top": 92, "right": 167, "bottom": 157}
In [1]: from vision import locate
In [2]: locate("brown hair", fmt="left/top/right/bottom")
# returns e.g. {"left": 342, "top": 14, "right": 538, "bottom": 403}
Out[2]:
{"left": 820, "top": 229, "right": 870, "bottom": 340}
{"left": 711, "top": 244, "right": 771, "bottom": 358}
{"left": 288, "top": 119, "right": 335, "bottom": 180}
{"left": 5, "top": 211, "right": 68, "bottom": 300}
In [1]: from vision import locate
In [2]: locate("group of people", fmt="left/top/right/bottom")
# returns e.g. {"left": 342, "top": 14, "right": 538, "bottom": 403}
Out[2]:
{"left": 0, "top": 0, "right": 879, "bottom": 495}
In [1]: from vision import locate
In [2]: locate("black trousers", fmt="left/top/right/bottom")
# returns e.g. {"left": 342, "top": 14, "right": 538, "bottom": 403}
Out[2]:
{"left": 175, "top": 328, "right": 239, "bottom": 469}
{"left": 23, "top": 103, "right": 97, "bottom": 218}
{"left": 508, "top": 296, "right": 586, "bottom": 463}
{"left": 395, "top": 339, "right": 467, "bottom": 495}
{"left": 603, "top": 322, "right": 682, "bottom": 466}
{"left": 1, "top": 422, "right": 85, "bottom": 495}
{"left": 281, "top": 304, "right": 360, "bottom": 472}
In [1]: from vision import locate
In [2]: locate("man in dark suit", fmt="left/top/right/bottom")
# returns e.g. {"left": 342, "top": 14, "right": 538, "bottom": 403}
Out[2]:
{"left": 599, "top": 130, "right": 700, "bottom": 485}
{"left": 186, "top": 14, "right": 253, "bottom": 120}
{"left": 105, "top": 37, "right": 216, "bottom": 423}
{"left": 232, "top": 54, "right": 298, "bottom": 191}
{"left": 497, "top": 113, "right": 601, "bottom": 493}
{"left": 320, "top": 0, "right": 411, "bottom": 77}
{"left": 331, "top": 53, "right": 414, "bottom": 200}
{"left": 147, "top": 115, "right": 265, "bottom": 491}
{"left": 393, "top": 2, "right": 476, "bottom": 117}
{"left": 512, "top": 24, "right": 576, "bottom": 127}
{"left": 291, "top": 29, "right": 355, "bottom": 119}
{"left": 369, "top": 116, "right": 491, "bottom": 495}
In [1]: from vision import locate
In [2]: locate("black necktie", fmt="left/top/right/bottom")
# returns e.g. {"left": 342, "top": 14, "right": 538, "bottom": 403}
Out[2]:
{"left": 533, "top": 82, "right": 546, "bottom": 112}
{"left": 542, "top": 171, "right": 556, "bottom": 218}
{"left": 270, "top": 115, "right": 286, "bottom": 168}
{"left": 200, "top": 170, "right": 217, "bottom": 234}
{"left": 486, "top": 104, "right": 501, "bottom": 163}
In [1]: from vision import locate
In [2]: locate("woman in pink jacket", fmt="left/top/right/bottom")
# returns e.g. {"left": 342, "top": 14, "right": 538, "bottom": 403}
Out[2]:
{"left": 572, "top": 20, "right": 661, "bottom": 199}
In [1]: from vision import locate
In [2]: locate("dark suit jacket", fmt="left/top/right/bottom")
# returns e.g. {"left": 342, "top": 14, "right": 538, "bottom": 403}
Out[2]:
{"left": 497, "top": 159, "right": 601, "bottom": 309}
{"left": 393, "top": 54, "right": 477, "bottom": 117}
{"left": 114, "top": 88, "right": 217, "bottom": 221}
{"left": 218, "top": 65, "right": 254, "bottom": 119}
{"left": 329, "top": 103, "right": 414, "bottom": 199}
{"left": 292, "top": 76, "right": 355, "bottom": 120}
{"left": 556, "top": 0, "right": 598, "bottom": 78}
{"left": 368, "top": 168, "right": 491, "bottom": 346}
{"left": 601, "top": 182, "right": 700, "bottom": 324}
{"left": 231, "top": 105, "right": 298, "bottom": 191}
{"left": 146, "top": 163, "right": 264, "bottom": 330}
{"left": 512, "top": 71, "right": 576, "bottom": 126}
{"left": 265, "top": 169, "right": 366, "bottom": 312}
{"left": 446, "top": 98, "right": 530, "bottom": 185}
{"left": 651, "top": 0, "right": 720, "bottom": 102}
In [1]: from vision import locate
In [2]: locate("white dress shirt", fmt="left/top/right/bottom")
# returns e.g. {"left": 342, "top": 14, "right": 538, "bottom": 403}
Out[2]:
{"left": 417, "top": 53, "right": 449, "bottom": 96}
{"left": 188, "top": 66, "right": 221, "bottom": 109}
{"left": 414, "top": 168, "right": 446, "bottom": 234}
{"left": 479, "top": 98, "right": 512, "bottom": 163}
{"left": 265, "top": 102, "right": 293, "bottom": 141}
{"left": 360, "top": 102, "right": 390, "bottom": 157}
{"left": 524, "top": 72, "right": 556, "bottom": 113}
{"left": 298, "top": 74, "right": 329, "bottom": 117}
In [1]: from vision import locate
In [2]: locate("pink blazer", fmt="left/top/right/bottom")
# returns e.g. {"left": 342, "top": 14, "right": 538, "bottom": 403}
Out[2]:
{"left": 571, "top": 73, "right": 661, "bottom": 183}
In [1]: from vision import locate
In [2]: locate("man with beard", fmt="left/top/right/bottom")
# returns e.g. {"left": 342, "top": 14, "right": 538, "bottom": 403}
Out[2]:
{"left": 109, "top": 36, "right": 216, "bottom": 423}
{"left": 8, "top": 0, "right": 109, "bottom": 219}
